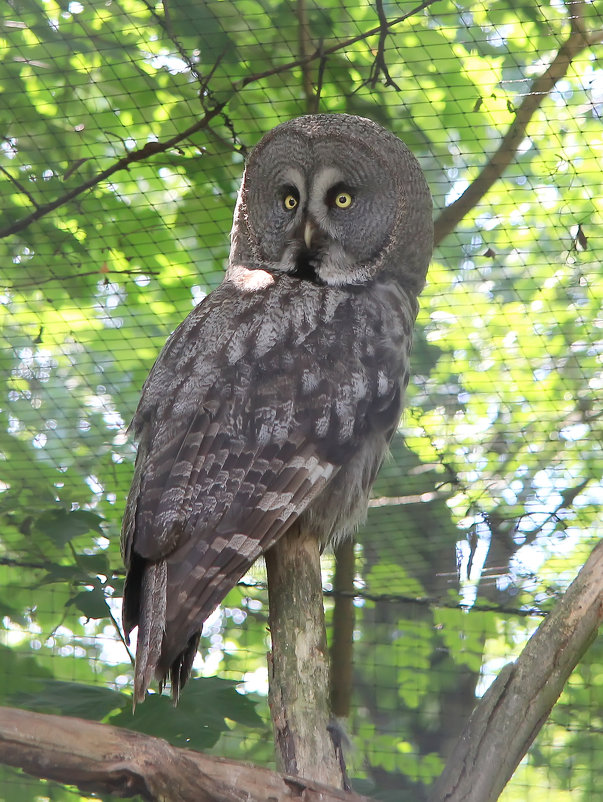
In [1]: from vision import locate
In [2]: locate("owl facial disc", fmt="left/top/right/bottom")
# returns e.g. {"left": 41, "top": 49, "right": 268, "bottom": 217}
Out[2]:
{"left": 230, "top": 113, "right": 432, "bottom": 293}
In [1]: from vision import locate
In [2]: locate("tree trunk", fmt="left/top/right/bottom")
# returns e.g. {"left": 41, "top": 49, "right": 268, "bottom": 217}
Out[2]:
{"left": 330, "top": 538, "right": 356, "bottom": 718}
{"left": 265, "top": 522, "right": 344, "bottom": 788}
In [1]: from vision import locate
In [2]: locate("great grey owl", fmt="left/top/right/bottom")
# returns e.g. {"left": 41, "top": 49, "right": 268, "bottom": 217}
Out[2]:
{"left": 121, "top": 113, "right": 433, "bottom": 703}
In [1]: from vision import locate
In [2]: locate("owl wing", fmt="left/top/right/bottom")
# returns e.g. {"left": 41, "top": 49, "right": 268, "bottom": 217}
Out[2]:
{"left": 122, "top": 275, "right": 406, "bottom": 701}
{"left": 124, "top": 406, "right": 337, "bottom": 701}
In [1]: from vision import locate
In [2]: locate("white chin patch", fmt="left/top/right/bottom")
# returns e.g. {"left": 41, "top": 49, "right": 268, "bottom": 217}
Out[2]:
{"left": 316, "top": 243, "right": 367, "bottom": 286}
{"left": 228, "top": 264, "right": 275, "bottom": 291}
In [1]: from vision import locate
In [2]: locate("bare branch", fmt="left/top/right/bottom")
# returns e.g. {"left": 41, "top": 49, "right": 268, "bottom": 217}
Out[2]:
{"left": 2, "top": 267, "right": 158, "bottom": 291}
{"left": 366, "top": 0, "right": 401, "bottom": 90}
{"left": 0, "top": 165, "right": 40, "bottom": 209}
{"left": 0, "top": 108, "right": 226, "bottom": 240}
{"left": 368, "top": 489, "right": 446, "bottom": 506}
{"left": 0, "top": 0, "right": 439, "bottom": 242}
{"left": 4, "top": 0, "right": 599, "bottom": 269}
{"left": 239, "top": 577, "right": 549, "bottom": 618}
{"left": 428, "top": 539, "right": 603, "bottom": 802}
{"left": 434, "top": 15, "right": 603, "bottom": 246}
{"left": 297, "top": 0, "right": 318, "bottom": 113}
{"left": 235, "top": 0, "right": 439, "bottom": 92}
{"left": 0, "top": 706, "right": 373, "bottom": 802}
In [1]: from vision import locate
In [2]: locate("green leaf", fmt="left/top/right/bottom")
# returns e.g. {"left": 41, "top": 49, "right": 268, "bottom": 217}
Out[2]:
{"left": 109, "top": 677, "right": 263, "bottom": 750}
{"left": 67, "top": 584, "right": 111, "bottom": 620}
{"left": 35, "top": 509, "right": 104, "bottom": 548}
{"left": 11, "top": 680, "right": 126, "bottom": 721}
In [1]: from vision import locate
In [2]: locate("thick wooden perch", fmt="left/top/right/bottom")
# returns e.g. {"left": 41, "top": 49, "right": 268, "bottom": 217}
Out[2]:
{"left": 1, "top": 541, "right": 600, "bottom": 801}
{"left": 265, "top": 523, "right": 344, "bottom": 788}
{"left": 0, "top": 706, "right": 370, "bottom": 802}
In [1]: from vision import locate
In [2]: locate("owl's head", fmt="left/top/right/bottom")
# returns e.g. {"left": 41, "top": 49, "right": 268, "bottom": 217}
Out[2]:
{"left": 228, "top": 114, "right": 432, "bottom": 294}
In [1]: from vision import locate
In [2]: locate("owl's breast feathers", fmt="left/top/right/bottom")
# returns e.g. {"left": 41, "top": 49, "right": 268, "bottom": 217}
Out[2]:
{"left": 121, "top": 273, "right": 416, "bottom": 700}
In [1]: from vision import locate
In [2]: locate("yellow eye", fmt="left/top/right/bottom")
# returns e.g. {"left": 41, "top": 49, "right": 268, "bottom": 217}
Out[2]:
{"left": 284, "top": 194, "right": 298, "bottom": 210}
{"left": 334, "top": 192, "right": 352, "bottom": 209}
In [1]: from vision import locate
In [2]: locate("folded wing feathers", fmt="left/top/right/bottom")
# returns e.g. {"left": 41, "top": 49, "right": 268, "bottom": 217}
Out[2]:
{"left": 129, "top": 392, "right": 338, "bottom": 701}
{"left": 155, "top": 440, "right": 337, "bottom": 688}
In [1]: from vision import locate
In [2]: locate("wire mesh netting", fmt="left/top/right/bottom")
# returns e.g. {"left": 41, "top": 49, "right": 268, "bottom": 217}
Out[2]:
{"left": 0, "top": 0, "right": 602, "bottom": 799}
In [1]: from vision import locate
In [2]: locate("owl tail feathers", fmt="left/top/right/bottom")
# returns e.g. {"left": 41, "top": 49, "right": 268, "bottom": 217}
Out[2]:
{"left": 132, "top": 560, "right": 167, "bottom": 708}
{"left": 166, "top": 631, "right": 201, "bottom": 705}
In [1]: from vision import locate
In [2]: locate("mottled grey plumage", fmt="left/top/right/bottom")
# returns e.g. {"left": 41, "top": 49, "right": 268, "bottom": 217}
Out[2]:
{"left": 121, "top": 113, "right": 433, "bottom": 703}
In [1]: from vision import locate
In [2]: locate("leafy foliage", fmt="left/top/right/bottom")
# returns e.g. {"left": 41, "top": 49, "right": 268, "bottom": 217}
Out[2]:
{"left": 0, "top": 0, "right": 601, "bottom": 799}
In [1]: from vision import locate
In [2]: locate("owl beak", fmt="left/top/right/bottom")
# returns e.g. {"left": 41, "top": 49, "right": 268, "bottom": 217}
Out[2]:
{"left": 304, "top": 220, "right": 315, "bottom": 249}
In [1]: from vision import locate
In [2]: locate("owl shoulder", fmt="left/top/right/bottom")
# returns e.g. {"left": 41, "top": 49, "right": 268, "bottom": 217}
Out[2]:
{"left": 131, "top": 274, "right": 298, "bottom": 431}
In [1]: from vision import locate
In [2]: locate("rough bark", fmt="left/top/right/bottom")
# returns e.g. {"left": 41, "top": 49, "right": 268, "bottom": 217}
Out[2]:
{"left": 427, "top": 539, "right": 603, "bottom": 802}
{"left": 0, "top": 706, "right": 370, "bottom": 802}
{"left": 265, "top": 522, "right": 344, "bottom": 788}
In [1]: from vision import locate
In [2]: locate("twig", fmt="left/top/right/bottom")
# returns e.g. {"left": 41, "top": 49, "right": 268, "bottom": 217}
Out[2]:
{"left": 2, "top": 267, "right": 158, "bottom": 291}
{"left": 0, "top": 106, "right": 226, "bottom": 240}
{"left": 315, "top": 47, "right": 327, "bottom": 108}
{"left": 0, "top": 165, "right": 40, "bottom": 210}
{"left": 5, "top": 0, "right": 600, "bottom": 247}
{"left": 366, "top": 0, "right": 401, "bottom": 89}
{"left": 235, "top": 0, "right": 440, "bottom": 92}
{"left": 0, "top": 556, "right": 553, "bottom": 618}
{"left": 297, "top": 0, "right": 318, "bottom": 113}
{"left": 237, "top": 576, "right": 552, "bottom": 619}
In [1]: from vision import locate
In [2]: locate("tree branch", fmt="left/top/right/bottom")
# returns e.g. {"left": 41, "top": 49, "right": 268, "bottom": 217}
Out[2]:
{"left": 0, "top": 0, "right": 439, "bottom": 241}
{"left": 0, "top": 165, "right": 40, "bottom": 209}
{"left": 297, "top": 0, "right": 319, "bottom": 114}
{"left": 2, "top": 266, "right": 158, "bottom": 291}
{"left": 0, "top": 107, "right": 228, "bottom": 241}
{"left": 427, "top": 539, "right": 603, "bottom": 802}
{"left": 0, "top": 705, "right": 372, "bottom": 802}
{"left": 433, "top": 11, "right": 603, "bottom": 246}
{"left": 240, "top": 578, "right": 549, "bottom": 618}
{"left": 365, "top": 0, "right": 401, "bottom": 90}
{"left": 235, "top": 0, "right": 439, "bottom": 92}
{"left": 4, "top": 1, "right": 599, "bottom": 246}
